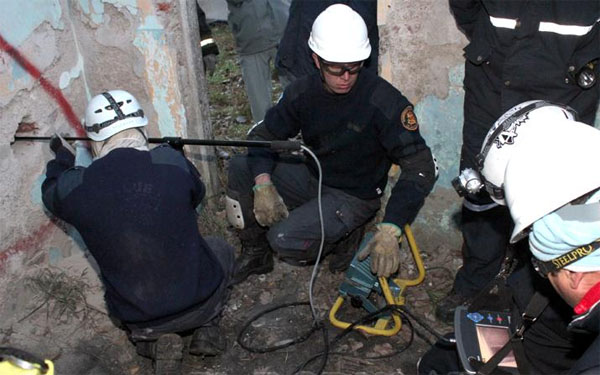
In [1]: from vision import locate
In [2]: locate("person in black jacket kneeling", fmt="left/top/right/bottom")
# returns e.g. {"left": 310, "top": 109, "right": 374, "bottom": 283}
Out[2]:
{"left": 42, "top": 90, "right": 235, "bottom": 375}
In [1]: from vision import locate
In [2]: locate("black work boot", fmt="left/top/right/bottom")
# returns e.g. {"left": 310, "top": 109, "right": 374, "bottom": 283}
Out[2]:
{"left": 231, "top": 230, "right": 274, "bottom": 285}
{"left": 328, "top": 226, "right": 366, "bottom": 273}
{"left": 153, "top": 333, "right": 184, "bottom": 375}
{"left": 189, "top": 325, "right": 226, "bottom": 356}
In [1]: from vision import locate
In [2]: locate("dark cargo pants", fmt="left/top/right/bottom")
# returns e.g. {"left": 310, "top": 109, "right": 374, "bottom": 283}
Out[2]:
{"left": 227, "top": 155, "right": 380, "bottom": 262}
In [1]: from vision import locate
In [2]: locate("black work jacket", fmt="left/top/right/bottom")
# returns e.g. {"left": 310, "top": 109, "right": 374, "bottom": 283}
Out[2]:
{"left": 507, "top": 264, "right": 595, "bottom": 374}
{"left": 566, "top": 283, "right": 600, "bottom": 374}
{"left": 246, "top": 70, "right": 436, "bottom": 228}
{"left": 42, "top": 145, "right": 224, "bottom": 324}
{"left": 450, "top": 0, "right": 600, "bottom": 124}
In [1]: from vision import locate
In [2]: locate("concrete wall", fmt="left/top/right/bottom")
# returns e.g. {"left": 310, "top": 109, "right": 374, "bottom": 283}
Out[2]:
{"left": 0, "top": 0, "right": 471, "bottom": 284}
{"left": 379, "top": 0, "right": 467, "bottom": 250}
{"left": 0, "top": 0, "right": 216, "bottom": 281}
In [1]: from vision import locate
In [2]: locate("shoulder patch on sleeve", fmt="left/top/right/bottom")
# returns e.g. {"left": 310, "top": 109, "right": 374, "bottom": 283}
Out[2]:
{"left": 400, "top": 106, "right": 419, "bottom": 131}
{"left": 370, "top": 78, "right": 411, "bottom": 122}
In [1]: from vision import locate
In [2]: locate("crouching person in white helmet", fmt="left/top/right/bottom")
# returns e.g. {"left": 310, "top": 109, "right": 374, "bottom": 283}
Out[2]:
{"left": 502, "top": 117, "right": 600, "bottom": 374}
{"left": 225, "top": 4, "right": 436, "bottom": 285}
{"left": 41, "top": 90, "right": 235, "bottom": 374}
{"left": 419, "top": 101, "right": 599, "bottom": 374}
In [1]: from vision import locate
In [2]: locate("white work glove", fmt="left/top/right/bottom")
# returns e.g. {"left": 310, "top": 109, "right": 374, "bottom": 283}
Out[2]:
{"left": 357, "top": 223, "right": 402, "bottom": 278}
{"left": 253, "top": 183, "right": 289, "bottom": 227}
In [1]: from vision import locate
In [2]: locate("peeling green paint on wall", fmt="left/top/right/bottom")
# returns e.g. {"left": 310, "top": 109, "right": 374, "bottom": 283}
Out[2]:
{"left": 78, "top": 0, "right": 139, "bottom": 25}
{"left": 0, "top": 0, "right": 63, "bottom": 46}
{"left": 133, "top": 15, "right": 187, "bottom": 137}
{"left": 415, "top": 64, "right": 465, "bottom": 189}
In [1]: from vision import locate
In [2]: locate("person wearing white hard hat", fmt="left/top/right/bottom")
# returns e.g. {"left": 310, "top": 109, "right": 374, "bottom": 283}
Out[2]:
{"left": 226, "top": 3, "right": 436, "bottom": 285}
{"left": 276, "top": 0, "right": 378, "bottom": 87}
{"left": 42, "top": 90, "right": 236, "bottom": 374}
{"left": 438, "top": 0, "right": 600, "bottom": 324}
{"left": 500, "top": 110, "right": 600, "bottom": 374}
{"left": 419, "top": 101, "right": 598, "bottom": 374}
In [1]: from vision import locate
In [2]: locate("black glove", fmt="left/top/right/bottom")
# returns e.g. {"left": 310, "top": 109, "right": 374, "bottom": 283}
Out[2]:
{"left": 163, "top": 137, "right": 185, "bottom": 152}
{"left": 49, "top": 134, "right": 74, "bottom": 155}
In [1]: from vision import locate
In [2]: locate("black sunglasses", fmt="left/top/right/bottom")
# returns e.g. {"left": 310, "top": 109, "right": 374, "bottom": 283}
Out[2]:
{"left": 319, "top": 58, "right": 363, "bottom": 76}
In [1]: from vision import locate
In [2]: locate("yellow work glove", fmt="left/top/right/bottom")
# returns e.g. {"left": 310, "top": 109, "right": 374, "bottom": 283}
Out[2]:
{"left": 253, "top": 183, "right": 289, "bottom": 227}
{"left": 357, "top": 223, "right": 402, "bottom": 278}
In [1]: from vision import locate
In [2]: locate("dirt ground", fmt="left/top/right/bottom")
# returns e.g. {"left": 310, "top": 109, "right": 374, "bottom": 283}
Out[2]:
{"left": 0, "top": 23, "right": 461, "bottom": 374}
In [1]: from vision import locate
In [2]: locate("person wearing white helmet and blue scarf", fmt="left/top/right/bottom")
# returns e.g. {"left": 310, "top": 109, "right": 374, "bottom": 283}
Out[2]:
{"left": 524, "top": 193, "right": 600, "bottom": 374}
{"left": 419, "top": 100, "right": 600, "bottom": 374}
{"left": 498, "top": 100, "right": 600, "bottom": 374}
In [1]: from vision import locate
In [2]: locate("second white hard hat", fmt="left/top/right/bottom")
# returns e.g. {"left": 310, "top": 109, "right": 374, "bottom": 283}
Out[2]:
{"left": 478, "top": 100, "right": 577, "bottom": 205}
{"left": 308, "top": 4, "right": 371, "bottom": 63}
{"left": 504, "top": 118, "right": 600, "bottom": 243}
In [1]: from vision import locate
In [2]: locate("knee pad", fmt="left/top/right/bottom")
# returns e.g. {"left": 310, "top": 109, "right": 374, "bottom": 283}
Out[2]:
{"left": 267, "top": 230, "right": 320, "bottom": 265}
{"left": 225, "top": 195, "right": 245, "bottom": 229}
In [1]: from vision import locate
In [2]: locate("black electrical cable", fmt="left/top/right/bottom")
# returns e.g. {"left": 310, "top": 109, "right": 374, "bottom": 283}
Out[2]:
{"left": 394, "top": 305, "right": 454, "bottom": 345}
{"left": 236, "top": 301, "right": 319, "bottom": 354}
{"left": 237, "top": 302, "right": 424, "bottom": 374}
{"left": 293, "top": 307, "right": 415, "bottom": 373}
{"left": 236, "top": 292, "right": 455, "bottom": 374}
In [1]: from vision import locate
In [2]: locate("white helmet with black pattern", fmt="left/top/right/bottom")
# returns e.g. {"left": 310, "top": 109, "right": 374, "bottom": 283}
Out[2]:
{"left": 84, "top": 90, "right": 148, "bottom": 141}
{"left": 478, "top": 100, "right": 577, "bottom": 205}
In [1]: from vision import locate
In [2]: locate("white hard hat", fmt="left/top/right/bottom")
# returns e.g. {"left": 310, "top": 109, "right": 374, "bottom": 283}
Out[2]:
{"left": 504, "top": 119, "right": 600, "bottom": 243}
{"left": 84, "top": 90, "right": 148, "bottom": 141}
{"left": 308, "top": 4, "right": 371, "bottom": 63}
{"left": 478, "top": 100, "right": 577, "bottom": 205}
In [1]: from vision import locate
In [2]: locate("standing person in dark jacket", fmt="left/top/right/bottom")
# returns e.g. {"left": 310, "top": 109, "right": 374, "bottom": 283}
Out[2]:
{"left": 225, "top": 4, "right": 436, "bottom": 285}
{"left": 437, "top": 0, "right": 600, "bottom": 323}
{"left": 41, "top": 90, "right": 235, "bottom": 375}
{"left": 226, "top": 0, "right": 290, "bottom": 123}
{"left": 197, "top": 2, "right": 219, "bottom": 76}
{"left": 276, "top": 0, "right": 378, "bottom": 86}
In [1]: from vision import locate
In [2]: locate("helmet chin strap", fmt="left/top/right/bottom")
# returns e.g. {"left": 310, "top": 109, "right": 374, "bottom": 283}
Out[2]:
{"left": 135, "top": 126, "right": 148, "bottom": 141}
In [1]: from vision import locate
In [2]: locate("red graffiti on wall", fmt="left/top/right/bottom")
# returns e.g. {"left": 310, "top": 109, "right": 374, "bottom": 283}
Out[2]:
{"left": 0, "top": 33, "right": 85, "bottom": 136}
{"left": 0, "top": 219, "right": 58, "bottom": 271}
{"left": 157, "top": 3, "right": 171, "bottom": 12}
{"left": 0, "top": 33, "right": 85, "bottom": 271}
